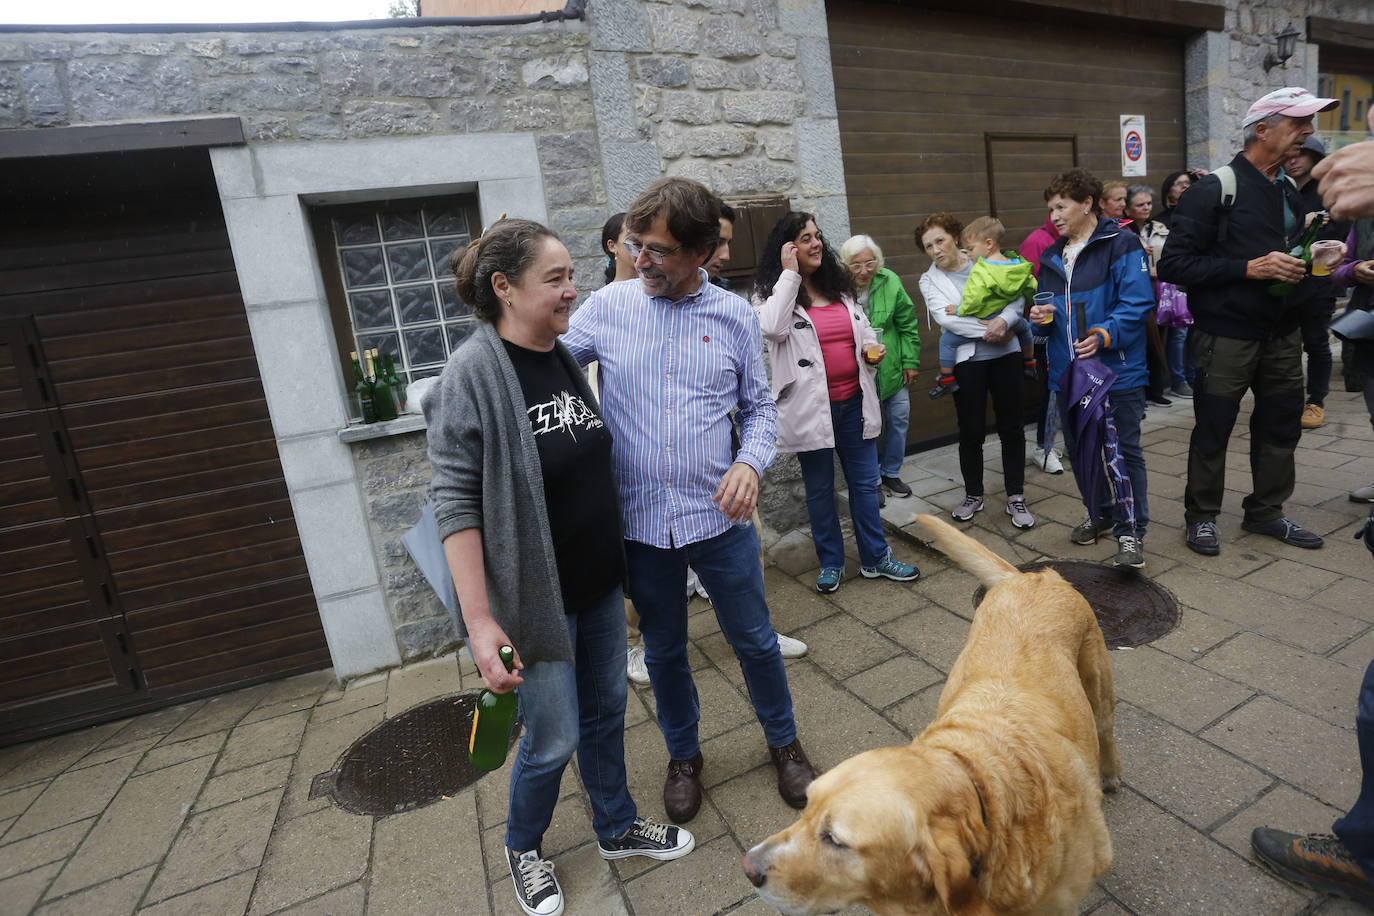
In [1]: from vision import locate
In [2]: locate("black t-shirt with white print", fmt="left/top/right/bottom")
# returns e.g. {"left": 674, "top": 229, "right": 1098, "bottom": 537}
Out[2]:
{"left": 503, "top": 340, "right": 624, "bottom": 615}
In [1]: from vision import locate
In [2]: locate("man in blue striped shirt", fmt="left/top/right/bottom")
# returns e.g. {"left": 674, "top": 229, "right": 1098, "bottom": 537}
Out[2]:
{"left": 564, "top": 177, "right": 814, "bottom": 823}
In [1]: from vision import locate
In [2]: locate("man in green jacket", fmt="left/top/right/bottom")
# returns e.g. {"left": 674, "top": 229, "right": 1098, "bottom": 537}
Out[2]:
{"left": 841, "top": 234, "right": 922, "bottom": 496}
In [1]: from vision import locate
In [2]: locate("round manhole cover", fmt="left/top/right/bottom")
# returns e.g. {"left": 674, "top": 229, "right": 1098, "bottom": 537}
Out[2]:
{"left": 973, "top": 560, "right": 1179, "bottom": 649}
{"left": 314, "top": 693, "right": 518, "bottom": 816}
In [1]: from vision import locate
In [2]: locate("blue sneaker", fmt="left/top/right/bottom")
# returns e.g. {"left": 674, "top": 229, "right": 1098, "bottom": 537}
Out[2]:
{"left": 816, "top": 567, "right": 842, "bottom": 594}
{"left": 861, "top": 551, "right": 920, "bottom": 582}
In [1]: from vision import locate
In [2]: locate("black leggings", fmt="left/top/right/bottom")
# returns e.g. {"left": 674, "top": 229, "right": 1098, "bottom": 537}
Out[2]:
{"left": 952, "top": 352, "right": 1025, "bottom": 498}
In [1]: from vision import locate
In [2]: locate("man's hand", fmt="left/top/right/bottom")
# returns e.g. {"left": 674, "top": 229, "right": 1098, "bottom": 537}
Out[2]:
{"left": 902, "top": 368, "right": 920, "bottom": 385}
{"left": 1354, "top": 261, "right": 1374, "bottom": 286}
{"left": 1246, "top": 251, "right": 1306, "bottom": 283}
{"left": 1312, "top": 140, "right": 1374, "bottom": 220}
{"left": 467, "top": 621, "right": 524, "bottom": 694}
{"left": 714, "top": 461, "right": 759, "bottom": 523}
{"left": 780, "top": 242, "right": 800, "bottom": 273}
{"left": 982, "top": 316, "right": 1012, "bottom": 344}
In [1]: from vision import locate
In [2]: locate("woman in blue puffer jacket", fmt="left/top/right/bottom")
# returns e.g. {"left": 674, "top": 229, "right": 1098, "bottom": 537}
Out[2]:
{"left": 1029, "top": 168, "right": 1155, "bottom": 570}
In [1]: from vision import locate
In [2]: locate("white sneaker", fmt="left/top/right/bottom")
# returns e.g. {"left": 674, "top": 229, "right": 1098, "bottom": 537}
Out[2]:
{"left": 1032, "top": 447, "right": 1064, "bottom": 474}
{"left": 626, "top": 645, "right": 650, "bottom": 685}
{"left": 775, "top": 633, "right": 808, "bottom": 659}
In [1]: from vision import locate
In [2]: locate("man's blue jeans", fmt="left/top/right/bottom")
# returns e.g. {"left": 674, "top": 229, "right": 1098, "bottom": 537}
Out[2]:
{"left": 878, "top": 387, "right": 911, "bottom": 478}
{"left": 1060, "top": 385, "right": 1149, "bottom": 539}
{"left": 626, "top": 523, "right": 796, "bottom": 761}
{"left": 505, "top": 588, "right": 637, "bottom": 852}
{"left": 797, "top": 394, "right": 889, "bottom": 569}
{"left": 1335, "top": 658, "right": 1374, "bottom": 881}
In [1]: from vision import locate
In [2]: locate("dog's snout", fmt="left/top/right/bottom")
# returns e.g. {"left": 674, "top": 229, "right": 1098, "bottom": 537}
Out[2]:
{"left": 742, "top": 851, "right": 767, "bottom": 888}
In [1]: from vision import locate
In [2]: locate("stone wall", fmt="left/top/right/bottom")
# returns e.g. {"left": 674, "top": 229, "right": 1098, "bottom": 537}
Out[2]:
{"left": 1186, "top": 0, "right": 1374, "bottom": 169}
{"left": 348, "top": 430, "right": 457, "bottom": 663}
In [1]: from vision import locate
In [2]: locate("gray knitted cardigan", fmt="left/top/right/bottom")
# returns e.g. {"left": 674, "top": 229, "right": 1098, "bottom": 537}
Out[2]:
{"left": 423, "top": 322, "right": 606, "bottom": 665}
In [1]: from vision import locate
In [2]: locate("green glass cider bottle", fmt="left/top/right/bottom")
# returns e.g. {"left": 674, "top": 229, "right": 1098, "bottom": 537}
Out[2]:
{"left": 1268, "top": 210, "right": 1328, "bottom": 297}
{"left": 351, "top": 351, "right": 377, "bottom": 423}
{"left": 383, "top": 351, "right": 407, "bottom": 413}
{"left": 368, "top": 349, "right": 398, "bottom": 421}
{"left": 469, "top": 645, "right": 518, "bottom": 771}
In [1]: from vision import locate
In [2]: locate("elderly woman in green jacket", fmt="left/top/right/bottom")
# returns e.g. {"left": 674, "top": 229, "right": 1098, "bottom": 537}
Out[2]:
{"left": 840, "top": 234, "right": 922, "bottom": 496}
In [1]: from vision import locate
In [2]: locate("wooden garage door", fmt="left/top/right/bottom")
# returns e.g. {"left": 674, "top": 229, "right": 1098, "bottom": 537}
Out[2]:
{"left": 0, "top": 148, "right": 331, "bottom": 744}
{"left": 830, "top": 1, "right": 1186, "bottom": 447}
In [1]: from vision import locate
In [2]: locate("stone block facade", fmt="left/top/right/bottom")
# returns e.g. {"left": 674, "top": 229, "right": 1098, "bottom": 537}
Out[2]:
{"left": 349, "top": 431, "right": 458, "bottom": 664}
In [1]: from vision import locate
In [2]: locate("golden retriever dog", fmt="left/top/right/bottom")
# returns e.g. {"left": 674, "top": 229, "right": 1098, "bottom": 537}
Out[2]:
{"left": 743, "top": 514, "right": 1121, "bottom": 915}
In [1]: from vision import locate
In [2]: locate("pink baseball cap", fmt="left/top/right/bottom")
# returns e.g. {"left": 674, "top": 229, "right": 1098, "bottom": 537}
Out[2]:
{"left": 1242, "top": 87, "right": 1339, "bottom": 128}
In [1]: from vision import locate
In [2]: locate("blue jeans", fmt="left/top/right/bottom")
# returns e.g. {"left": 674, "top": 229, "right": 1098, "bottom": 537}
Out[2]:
{"left": 1167, "top": 326, "right": 1192, "bottom": 387}
{"left": 797, "top": 394, "right": 890, "bottom": 569}
{"left": 506, "top": 588, "right": 636, "bottom": 852}
{"left": 1335, "top": 658, "right": 1374, "bottom": 880}
{"left": 625, "top": 523, "right": 796, "bottom": 760}
{"left": 1060, "top": 385, "right": 1149, "bottom": 539}
{"left": 878, "top": 387, "right": 911, "bottom": 478}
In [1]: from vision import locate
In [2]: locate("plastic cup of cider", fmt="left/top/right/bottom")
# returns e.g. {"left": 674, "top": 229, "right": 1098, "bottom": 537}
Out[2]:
{"left": 1311, "top": 240, "right": 1344, "bottom": 277}
{"left": 1032, "top": 291, "right": 1056, "bottom": 325}
{"left": 864, "top": 328, "right": 884, "bottom": 363}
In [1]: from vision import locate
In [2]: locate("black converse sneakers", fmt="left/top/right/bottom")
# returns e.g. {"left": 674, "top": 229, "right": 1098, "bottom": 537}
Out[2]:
{"left": 507, "top": 847, "right": 562, "bottom": 916}
{"left": 597, "top": 817, "right": 696, "bottom": 861}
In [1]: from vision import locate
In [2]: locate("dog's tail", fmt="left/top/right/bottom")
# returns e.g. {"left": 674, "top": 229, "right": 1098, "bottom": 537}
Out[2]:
{"left": 913, "top": 514, "right": 1019, "bottom": 587}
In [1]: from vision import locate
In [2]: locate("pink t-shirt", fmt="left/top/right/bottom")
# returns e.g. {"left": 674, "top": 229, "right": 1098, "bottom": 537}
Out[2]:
{"left": 809, "top": 302, "right": 860, "bottom": 401}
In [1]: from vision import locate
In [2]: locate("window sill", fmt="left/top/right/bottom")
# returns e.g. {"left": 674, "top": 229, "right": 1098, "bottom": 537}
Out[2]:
{"left": 338, "top": 413, "right": 428, "bottom": 443}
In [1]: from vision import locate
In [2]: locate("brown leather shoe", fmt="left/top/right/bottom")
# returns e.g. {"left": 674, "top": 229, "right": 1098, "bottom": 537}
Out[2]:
{"left": 663, "top": 752, "right": 703, "bottom": 823}
{"left": 769, "top": 739, "right": 815, "bottom": 809}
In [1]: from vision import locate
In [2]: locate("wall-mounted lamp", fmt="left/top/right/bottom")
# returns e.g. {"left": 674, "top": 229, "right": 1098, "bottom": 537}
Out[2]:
{"left": 1263, "top": 23, "right": 1302, "bottom": 74}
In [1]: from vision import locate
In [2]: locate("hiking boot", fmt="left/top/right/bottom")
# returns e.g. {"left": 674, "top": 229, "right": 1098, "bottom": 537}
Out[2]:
{"left": 1171, "top": 381, "right": 1194, "bottom": 398}
{"left": 1071, "top": 515, "right": 1113, "bottom": 545}
{"left": 882, "top": 475, "right": 913, "bottom": 497}
{"left": 1301, "top": 403, "right": 1326, "bottom": 429}
{"left": 815, "top": 567, "right": 841, "bottom": 594}
{"left": 663, "top": 753, "right": 703, "bottom": 824}
{"left": 626, "top": 645, "right": 650, "bottom": 686}
{"left": 951, "top": 495, "right": 983, "bottom": 522}
{"left": 775, "top": 633, "right": 809, "bottom": 659}
{"left": 1113, "top": 534, "right": 1144, "bottom": 569}
{"left": 507, "top": 848, "right": 563, "bottom": 916}
{"left": 1185, "top": 520, "right": 1220, "bottom": 556}
{"left": 861, "top": 551, "right": 920, "bottom": 582}
{"left": 1241, "top": 516, "right": 1324, "bottom": 549}
{"left": 1251, "top": 829, "right": 1374, "bottom": 907}
{"left": 1005, "top": 495, "right": 1035, "bottom": 529}
{"left": 769, "top": 739, "right": 816, "bottom": 809}
{"left": 1352, "top": 483, "right": 1374, "bottom": 504}
{"left": 598, "top": 817, "right": 695, "bottom": 861}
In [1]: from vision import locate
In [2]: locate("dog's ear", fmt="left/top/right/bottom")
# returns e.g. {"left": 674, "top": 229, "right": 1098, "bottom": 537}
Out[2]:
{"left": 929, "top": 828, "right": 994, "bottom": 916}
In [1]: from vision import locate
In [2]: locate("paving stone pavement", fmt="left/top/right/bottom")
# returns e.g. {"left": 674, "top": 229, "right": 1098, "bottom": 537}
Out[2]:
{"left": 1, "top": 378, "right": 1373, "bottom": 915}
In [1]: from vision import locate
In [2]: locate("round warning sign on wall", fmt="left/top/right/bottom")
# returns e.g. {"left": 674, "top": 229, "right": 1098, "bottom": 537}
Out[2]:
{"left": 1120, "top": 115, "right": 1147, "bottom": 177}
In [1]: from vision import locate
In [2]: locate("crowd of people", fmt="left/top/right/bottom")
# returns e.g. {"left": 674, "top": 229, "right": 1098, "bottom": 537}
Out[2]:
{"left": 423, "top": 83, "right": 1374, "bottom": 915}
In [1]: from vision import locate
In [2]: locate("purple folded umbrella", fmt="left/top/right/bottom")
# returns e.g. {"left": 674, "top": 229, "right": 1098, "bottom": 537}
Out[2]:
{"left": 1056, "top": 356, "right": 1136, "bottom": 531}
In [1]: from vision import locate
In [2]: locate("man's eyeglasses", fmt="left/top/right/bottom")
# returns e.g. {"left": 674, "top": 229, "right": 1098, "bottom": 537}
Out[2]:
{"left": 623, "top": 240, "right": 683, "bottom": 265}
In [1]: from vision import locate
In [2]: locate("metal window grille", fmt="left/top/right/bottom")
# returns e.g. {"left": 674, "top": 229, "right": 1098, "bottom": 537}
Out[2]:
{"left": 331, "top": 204, "right": 475, "bottom": 386}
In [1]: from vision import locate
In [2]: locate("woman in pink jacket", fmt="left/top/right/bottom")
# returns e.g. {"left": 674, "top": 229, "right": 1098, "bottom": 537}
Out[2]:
{"left": 752, "top": 212, "right": 919, "bottom": 594}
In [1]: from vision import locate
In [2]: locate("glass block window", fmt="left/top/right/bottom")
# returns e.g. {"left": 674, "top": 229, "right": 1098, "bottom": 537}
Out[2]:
{"left": 330, "top": 203, "right": 475, "bottom": 385}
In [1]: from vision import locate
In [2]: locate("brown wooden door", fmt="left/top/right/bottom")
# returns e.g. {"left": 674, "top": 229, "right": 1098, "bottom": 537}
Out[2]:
{"left": 830, "top": 1, "right": 1186, "bottom": 448}
{"left": 0, "top": 148, "right": 330, "bottom": 744}
{"left": 0, "top": 317, "right": 138, "bottom": 719}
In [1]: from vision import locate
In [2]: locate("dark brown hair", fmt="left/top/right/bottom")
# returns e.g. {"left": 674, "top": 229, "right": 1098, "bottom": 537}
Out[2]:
{"left": 915, "top": 212, "right": 964, "bottom": 247}
{"left": 451, "top": 218, "right": 559, "bottom": 323}
{"left": 625, "top": 177, "right": 721, "bottom": 255}
{"left": 1044, "top": 168, "right": 1103, "bottom": 213}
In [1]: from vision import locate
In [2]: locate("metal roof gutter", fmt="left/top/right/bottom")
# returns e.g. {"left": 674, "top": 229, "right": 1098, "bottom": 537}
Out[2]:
{"left": 0, "top": 0, "right": 585, "bottom": 33}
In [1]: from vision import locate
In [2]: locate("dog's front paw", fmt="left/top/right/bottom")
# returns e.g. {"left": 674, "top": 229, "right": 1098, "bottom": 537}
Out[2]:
{"left": 1101, "top": 774, "right": 1121, "bottom": 793}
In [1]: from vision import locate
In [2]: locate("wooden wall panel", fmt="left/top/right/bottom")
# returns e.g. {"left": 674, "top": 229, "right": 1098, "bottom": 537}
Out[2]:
{"left": 830, "top": 1, "right": 1186, "bottom": 448}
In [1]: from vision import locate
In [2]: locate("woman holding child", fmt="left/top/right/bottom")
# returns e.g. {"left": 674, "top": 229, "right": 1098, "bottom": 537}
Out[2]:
{"left": 753, "top": 212, "right": 920, "bottom": 594}
{"left": 916, "top": 211, "right": 1035, "bottom": 530}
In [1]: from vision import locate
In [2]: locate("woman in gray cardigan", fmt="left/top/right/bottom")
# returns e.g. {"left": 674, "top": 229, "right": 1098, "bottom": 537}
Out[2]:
{"left": 425, "top": 219, "right": 694, "bottom": 916}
